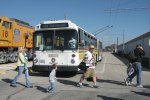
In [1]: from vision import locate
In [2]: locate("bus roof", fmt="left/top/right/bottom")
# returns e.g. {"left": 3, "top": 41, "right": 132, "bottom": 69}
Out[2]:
{"left": 40, "top": 20, "right": 72, "bottom": 24}
{"left": 35, "top": 20, "right": 78, "bottom": 30}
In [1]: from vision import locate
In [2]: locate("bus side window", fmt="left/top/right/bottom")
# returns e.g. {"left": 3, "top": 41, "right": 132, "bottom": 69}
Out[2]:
{"left": 79, "top": 28, "right": 84, "bottom": 43}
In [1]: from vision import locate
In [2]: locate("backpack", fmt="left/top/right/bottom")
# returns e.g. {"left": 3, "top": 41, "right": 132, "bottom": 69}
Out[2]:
{"left": 128, "top": 51, "right": 137, "bottom": 62}
{"left": 78, "top": 62, "right": 89, "bottom": 71}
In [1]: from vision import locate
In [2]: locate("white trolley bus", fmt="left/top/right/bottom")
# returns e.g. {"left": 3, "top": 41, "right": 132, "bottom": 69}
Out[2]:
{"left": 32, "top": 20, "right": 102, "bottom": 72}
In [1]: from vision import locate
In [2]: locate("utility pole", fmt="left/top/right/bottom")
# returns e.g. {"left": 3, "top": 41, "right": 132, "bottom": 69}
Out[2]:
{"left": 149, "top": 39, "right": 150, "bottom": 68}
{"left": 123, "top": 30, "right": 125, "bottom": 55}
{"left": 117, "top": 37, "right": 118, "bottom": 52}
{"left": 64, "top": 14, "right": 67, "bottom": 20}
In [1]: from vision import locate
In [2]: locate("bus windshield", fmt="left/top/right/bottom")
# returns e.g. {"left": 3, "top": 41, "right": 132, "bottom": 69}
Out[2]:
{"left": 33, "top": 29, "right": 78, "bottom": 51}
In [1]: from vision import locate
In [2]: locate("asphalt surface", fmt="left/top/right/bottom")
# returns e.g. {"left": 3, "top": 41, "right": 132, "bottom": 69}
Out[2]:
{"left": 0, "top": 52, "right": 150, "bottom": 100}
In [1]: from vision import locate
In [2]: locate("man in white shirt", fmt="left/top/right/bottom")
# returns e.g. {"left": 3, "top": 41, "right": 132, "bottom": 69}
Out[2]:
{"left": 77, "top": 45, "right": 98, "bottom": 88}
{"left": 68, "top": 37, "right": 76, "bottom": 48}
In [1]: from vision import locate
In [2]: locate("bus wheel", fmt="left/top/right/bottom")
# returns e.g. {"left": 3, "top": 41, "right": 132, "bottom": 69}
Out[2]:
{"left": 14, "top": 51, "right": 18, "bottom": 62}
{"left": 1, "top": 52, "right": 7, "bottom": 63}
{"left": 10, "top": 53, "right": 15, "bottom": 62}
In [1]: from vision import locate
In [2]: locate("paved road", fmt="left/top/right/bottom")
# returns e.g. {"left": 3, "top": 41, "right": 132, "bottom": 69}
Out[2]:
{"left": 0, "top": 52, "right": 150, "bottom": 100}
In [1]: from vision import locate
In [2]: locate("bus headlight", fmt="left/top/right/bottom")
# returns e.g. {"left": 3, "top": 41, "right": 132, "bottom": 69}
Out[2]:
{"left": 34, "top": 58, "right": 38, "bottom": 63}
{"left": 71, "top": 59, "right": 75, "bottom": 64}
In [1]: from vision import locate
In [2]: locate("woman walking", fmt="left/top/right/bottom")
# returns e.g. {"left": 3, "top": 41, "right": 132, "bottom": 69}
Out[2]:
{"left": 10, "top": 46, "right": 32, "bottom": 88}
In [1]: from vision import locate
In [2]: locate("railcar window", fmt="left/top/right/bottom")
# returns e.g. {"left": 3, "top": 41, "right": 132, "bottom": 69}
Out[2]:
{"left": 2, "top": 21, "right": 11, "bottom": 29}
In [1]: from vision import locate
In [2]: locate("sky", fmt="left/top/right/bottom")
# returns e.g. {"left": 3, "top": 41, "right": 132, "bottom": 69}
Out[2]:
{"left": 1, "top": 0, "right": 150, "bottom": 48}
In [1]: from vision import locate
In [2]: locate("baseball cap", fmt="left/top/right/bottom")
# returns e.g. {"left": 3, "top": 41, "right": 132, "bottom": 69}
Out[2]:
{"left": 89, "top": 45, "right": 95, "bottom": 49}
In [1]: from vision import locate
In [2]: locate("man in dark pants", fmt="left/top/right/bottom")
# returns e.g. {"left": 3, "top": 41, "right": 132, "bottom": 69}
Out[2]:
{"left": 125, "top": 44, "right": 145, "bottom": 88}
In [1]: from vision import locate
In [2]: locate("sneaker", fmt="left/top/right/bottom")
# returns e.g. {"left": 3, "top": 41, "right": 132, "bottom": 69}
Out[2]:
{"left": 49, "top": 91, "right": 55, "bottom": 93}
{"left": 77, "top": 83, "right": 83, "bottom": 87}
{"left": 136, "top": 85, "right": 143, "bottom": 88}
{"left": 130, "top": 81, "right": 134, "bottom": 85}
{"left": 45, "top": 89, "right": 50, "bottom": 93}
{"left": 92, "top": 85, "right": 99, "bottom": 88}
{"left": 124, "top": 78, "right": 131, "bottom": 86}
{"left": 10, "top": 84, "right": 17, "bottom": 87}
{"left": 128, "top": 82, "right": 131, "bottom": 86}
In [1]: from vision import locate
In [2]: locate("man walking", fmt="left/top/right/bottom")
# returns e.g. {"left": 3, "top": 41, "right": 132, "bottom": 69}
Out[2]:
{"left": 77, "top": 45, "right": 99, "bottom": 88}
{"left": 125, "top": 44, "right": 145, "bottom": 88}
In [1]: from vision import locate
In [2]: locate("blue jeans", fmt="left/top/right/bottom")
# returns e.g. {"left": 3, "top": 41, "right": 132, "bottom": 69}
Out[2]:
{"left": 136, "top": 62, "right": 142, "bottom": 85}
{"left": 46, "top": 82, "right": 56, "bottom": 93}
{"left": 11, "top": 64, "right": 31, "bottom": 87}
{"left": 128, "top": 62, "right": 142, "bottom": 85}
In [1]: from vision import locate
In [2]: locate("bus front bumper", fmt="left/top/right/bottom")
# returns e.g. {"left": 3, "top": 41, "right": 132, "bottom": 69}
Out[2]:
{"left": 32, "top": 65, "right": 78, "bottom": 72}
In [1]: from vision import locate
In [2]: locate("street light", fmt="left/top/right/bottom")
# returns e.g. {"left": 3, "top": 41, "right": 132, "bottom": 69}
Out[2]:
{"left": 93, "top": 25, "right": 113, "bottom": 36}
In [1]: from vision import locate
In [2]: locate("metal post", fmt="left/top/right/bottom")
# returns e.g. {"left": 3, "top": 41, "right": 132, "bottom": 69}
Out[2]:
{"left": 123, "top": 30, "right": 124, "bottom": 55}
{"left": 149, "top": 46, "right": 150, "bottom": 68}
{"left": 117, "top": 37, "right": 118, "bottom": 52}
{"left": 149, "top": 39, "right": 150, "bottom": 68}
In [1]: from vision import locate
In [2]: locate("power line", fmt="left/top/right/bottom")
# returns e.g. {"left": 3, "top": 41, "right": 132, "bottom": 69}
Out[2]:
{"left": 104, "top": 6, "right": 150, "bottom": 13}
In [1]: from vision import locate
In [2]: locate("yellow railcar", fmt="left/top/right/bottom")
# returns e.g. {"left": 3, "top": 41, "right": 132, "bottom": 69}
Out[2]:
{"left": 0, "top": 16, "right": 34, "bottom": 63}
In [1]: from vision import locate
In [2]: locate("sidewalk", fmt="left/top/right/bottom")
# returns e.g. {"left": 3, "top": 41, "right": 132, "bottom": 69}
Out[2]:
{"left": 0, "top": 69, "right": 6, "bottom": 74}
{"left": 0, "top": 63, "right": 17, "bottom": 75}
{"left": 0, "top": 61, "right": 32, "bottom": 75}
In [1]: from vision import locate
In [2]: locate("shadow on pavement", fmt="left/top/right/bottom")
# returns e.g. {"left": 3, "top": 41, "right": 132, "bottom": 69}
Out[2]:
{"left": 2, "top": 78, "right": 27, "bottom": 87}
{"left": 57, "top": 79, "right": 77, "bottom": 86}
{"left": 143, "top": 85, "right": 150, "bottom": 89}
{"left": 97, "top": 95, "right": 123, "bottom": 100}
{"left": 2, "top": 78, "right": 12, "bottom": 83}
{"left": 35, "top": 86, "right": 47, "bottom": 93}
{"left": 97, "top": 79, "right": 125, "bottom": 86}
{"left": 131, "top": 90, "right": 150, "bottom": 97}
{"left": 57, "top": 79, "right": 89, "bottom": 87}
